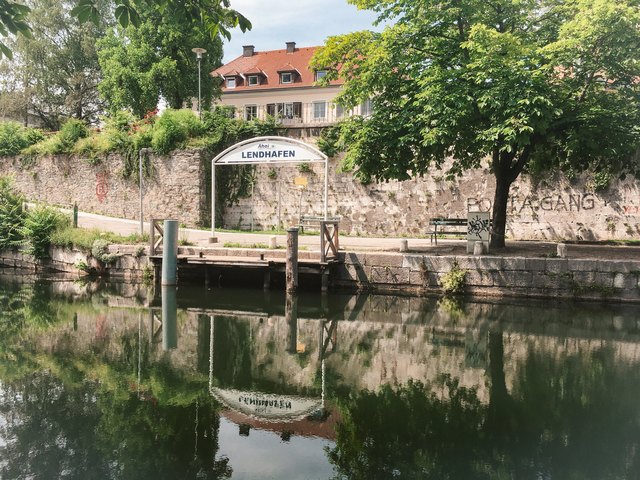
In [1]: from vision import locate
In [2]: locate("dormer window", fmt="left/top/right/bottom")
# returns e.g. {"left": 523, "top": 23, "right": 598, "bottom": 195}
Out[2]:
{"left": 315, "top": 70, "right": 327, "bottom": 81}
{"left": 247, "top": 75, "right": 259, "bottom": 86}
{"left": 280, "top": 72, "right": 293, "bottom": 84}
{"left": 226, "top": 77, "right": 236, "bottom": 88}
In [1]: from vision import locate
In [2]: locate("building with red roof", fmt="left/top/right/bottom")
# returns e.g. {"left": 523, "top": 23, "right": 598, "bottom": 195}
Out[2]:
{"left": 211, "top": 42, "right": 372, "bottom": 135}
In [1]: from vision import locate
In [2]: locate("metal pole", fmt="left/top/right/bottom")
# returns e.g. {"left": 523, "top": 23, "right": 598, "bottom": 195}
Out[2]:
{"left": 197, "top": 57, "right": 202, "bottom": 120}
{"left": 211, "top": 161, "right": 216, "bottom": 238}
{"left": 161, "top": 219, "right": 179, "bottom": 286}
{"left": 161, "top": 286, "right": 178, "bottom": 350}
{"left": 139, "top": 149, "right": 144, "bottom": 235}
{"left": 324, "top": 157, "right": 328, "bottom": 219}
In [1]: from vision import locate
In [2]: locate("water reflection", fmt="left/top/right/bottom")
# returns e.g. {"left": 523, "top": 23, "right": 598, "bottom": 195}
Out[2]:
{"left": 0, "top": 274, "right": 639, "bottom": 479}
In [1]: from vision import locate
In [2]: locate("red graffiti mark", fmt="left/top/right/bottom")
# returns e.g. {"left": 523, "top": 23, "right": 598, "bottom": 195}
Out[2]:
{"left": 96, "top": 171, "right": 108, "bottom": 203}
{"left": 623, "top": 205, "right": 640, "bottom": 215}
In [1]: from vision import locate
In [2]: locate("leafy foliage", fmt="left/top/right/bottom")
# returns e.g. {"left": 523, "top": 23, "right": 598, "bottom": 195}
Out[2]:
{"left": 0, "top": 0, "right": 107, "bottom": 129}
{"left": 0, "top": 176, "right": 24, "bottom": 249}
{"left": 18, "top": 204, "right": 66, "bottom": 259}
{"left": 97, "top": 0, "right": 224, "bottom": 116}
{"left": 312, "top": 0, "right": 640, "bottom": 248}
{"left": 0, "top": 122, "right": 43, "bottom": 156}
{"left": 151, "top": 109, "right": 204, "bottom": 154}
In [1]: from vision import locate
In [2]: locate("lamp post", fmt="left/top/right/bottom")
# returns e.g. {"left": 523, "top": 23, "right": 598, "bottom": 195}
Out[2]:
{"left": 192, "top": 47, "right": 207, "bottom": 120}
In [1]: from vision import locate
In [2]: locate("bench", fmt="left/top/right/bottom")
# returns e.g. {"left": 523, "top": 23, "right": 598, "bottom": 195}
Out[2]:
{"left": 429, "top": 218, "right": 467, "bottom": 245}
{"left": 299, "top": 215, "right": 341, "bottom": 233}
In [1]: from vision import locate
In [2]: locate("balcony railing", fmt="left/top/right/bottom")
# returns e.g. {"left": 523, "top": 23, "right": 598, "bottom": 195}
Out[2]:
{"left": 228, "top": 100, "right": 373, "bottom": 126}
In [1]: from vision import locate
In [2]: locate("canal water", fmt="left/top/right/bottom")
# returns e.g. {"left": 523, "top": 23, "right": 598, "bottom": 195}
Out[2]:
{"left": 1, "top": 274, "right": 639, "bottom": 479}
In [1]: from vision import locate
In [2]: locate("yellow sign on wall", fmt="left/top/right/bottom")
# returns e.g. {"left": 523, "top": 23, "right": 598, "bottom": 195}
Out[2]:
{"left": 294, "top": 176, "right": 308, "bottom": 187}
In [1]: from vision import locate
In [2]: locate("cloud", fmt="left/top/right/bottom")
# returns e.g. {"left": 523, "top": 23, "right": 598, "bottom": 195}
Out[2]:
{"left": 223, "top": 0, "right": 382, "bottom": 61}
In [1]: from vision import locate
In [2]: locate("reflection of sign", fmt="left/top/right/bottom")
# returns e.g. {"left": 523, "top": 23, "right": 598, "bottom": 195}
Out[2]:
{"left": 467, "top": 212, "right": 490, "bottom": 253}
{"left": 96, "top": 171, "right": 108, "bottom": 203}
{"left": 294, "top": 177, "right": 308, "bottom": 187}
{"left": 211, "top": 387, "right": 323, "bottom": 422}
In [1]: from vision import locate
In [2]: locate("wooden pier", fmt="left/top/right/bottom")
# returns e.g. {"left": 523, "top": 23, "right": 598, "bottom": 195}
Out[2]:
{"left": 148, "top": 219, "right": 343, "bottom": 291}
{"left": 149, "top": 253, "right": 342, "bottom": 291}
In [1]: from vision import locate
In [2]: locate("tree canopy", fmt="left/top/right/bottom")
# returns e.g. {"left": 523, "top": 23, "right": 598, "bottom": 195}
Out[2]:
{"left": 312, "top": 0, "right": 640, "bottom": 248}
{"left": 97, "top": 1, "right": 223, "bottom": 117}
{"left": 0, "top": 0, "right": 107, "bottom": 129}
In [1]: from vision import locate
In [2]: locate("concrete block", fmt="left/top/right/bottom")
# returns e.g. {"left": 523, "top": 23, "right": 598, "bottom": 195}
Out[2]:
{"left": 598, "top": 260, "right": 640, "bottom": 274}
{"left": 567, "top": 259, "right": 599, "bottom": 272}
{"left": 492, "top": 270, "right": 533, "bottom": 289}
{"left": 465, "top": 270, "right": 493, "bottom": 287}
{"left": 613, "top": 273, "right": 636, "bottom": 290}
{"left": 343, "top": 252, "right": 366, "bottom": 266}
{"left": 502, "top": 257, "right": 527, "bottom": 270}
{"left": 364, "top": 253, "right": 404, "bottom": 268}
{"left": 370, "top": 266, "right": 410, "bottom": 284}
{"left": 403, "top": 254, "right": 427, "bottom": 272}
{"left": 422, "top": 256, "right": 457, "bottom": 273}
{"left": 524, "top": 258, "right": 547, "bottom": 271}
{"left": 545, "top": 258, "right": 569, "bottom": 274}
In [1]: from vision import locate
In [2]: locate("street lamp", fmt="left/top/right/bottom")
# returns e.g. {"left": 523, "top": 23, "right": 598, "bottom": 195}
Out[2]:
{"left": 192, "top": 47, "right": 207, "bottom": 120}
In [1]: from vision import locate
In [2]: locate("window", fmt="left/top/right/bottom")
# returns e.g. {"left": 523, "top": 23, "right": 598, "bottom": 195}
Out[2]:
{"left": 247, "top": 75, "right": 259, "bottom": 86}
{"left": 313, "top": 101, "right": 326, "bottom": 120}
{"left": 335, "top": 103, "right": 345, "bottom": 119}
{"left": 315, "top": 70, "right": 327, "bottom": 81}
{"left": 244, "top": 105, "right": 257, "bottom": 120}
{"left": 226, "top": 77, "right": 236, "bottom": 88}
{"left": 361, "top": 98, "right": 373, "bottom": 116}
{"left": 280, "top": 72, "right": 293, "bottom": 84}
{"left": 283, "top": 103, "right": 294, "bottom": 118}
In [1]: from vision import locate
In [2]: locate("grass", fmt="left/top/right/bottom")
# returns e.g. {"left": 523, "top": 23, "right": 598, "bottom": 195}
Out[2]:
{"left": 51, "top": 226, "right": 148, "bottom": 250}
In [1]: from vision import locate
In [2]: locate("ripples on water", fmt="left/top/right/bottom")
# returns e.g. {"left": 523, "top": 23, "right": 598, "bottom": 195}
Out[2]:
{"left": 0, "top": 274, "right": 639, "bottom": 479}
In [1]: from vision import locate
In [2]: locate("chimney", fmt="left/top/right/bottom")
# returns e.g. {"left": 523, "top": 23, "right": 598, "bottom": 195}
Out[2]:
{"left": 243, "top": 45, "right": 255, "bottom": 57}
{"left": 286, "top": 42, "right": 296, "bottom": 53}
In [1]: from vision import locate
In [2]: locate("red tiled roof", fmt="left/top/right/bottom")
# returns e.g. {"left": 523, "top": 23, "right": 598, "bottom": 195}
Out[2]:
{"left": 212, "top": 46, "right": 342, "bottom": 92}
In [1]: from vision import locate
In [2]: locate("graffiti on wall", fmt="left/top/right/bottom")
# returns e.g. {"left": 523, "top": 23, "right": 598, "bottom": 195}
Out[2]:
{"left": 96, "top": 171, "right": 109, "bottom": 203}
{"left": 467, "top": 193, "right": 598, "bottom": 214}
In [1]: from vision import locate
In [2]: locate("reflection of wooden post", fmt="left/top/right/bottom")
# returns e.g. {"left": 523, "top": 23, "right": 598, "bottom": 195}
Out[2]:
{"left": 286, "top": 227, "right": 299, "bottom": 293}
{"left": 286, "top": 293, "right": 298, "bottom": 353}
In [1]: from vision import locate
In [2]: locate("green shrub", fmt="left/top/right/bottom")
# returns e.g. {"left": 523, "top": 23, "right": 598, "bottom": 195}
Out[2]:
{"left": 0, "top": 176, "right": 25, "bottom": 249}
{"left": 54, "top": 119, "right": 89, "bottom": 153}
{"left": 91, "top": 238, "right": 118, "bottom": 265}
{"left": 0, "top": 122, "right": 44, "bottom": 156}
{"left": 441, "top": 262, "right": 466, "bottom": 295}
{"left": 151, "top": 109, "right": 203, "bottom": 154}
{"left": 19, "top": 205, "right": 66, "bottom": 259}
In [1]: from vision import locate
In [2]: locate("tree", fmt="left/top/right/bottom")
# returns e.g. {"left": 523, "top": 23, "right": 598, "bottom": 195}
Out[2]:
{"left": 312, "top": 0, "right": 640, "bottom": 248}
{"left": 97, "top": 2, "right": 223, "bottom": 117}
{"left": 0, "top": 0, "right": 250, "bottom": 60}
{"left": 0, "top": 0, "right": 107, "bottom": 129}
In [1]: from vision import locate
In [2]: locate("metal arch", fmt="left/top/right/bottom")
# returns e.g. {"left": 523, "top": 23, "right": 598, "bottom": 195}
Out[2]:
{"left": 211, "top": 136, "right": 330, "bottom": 237}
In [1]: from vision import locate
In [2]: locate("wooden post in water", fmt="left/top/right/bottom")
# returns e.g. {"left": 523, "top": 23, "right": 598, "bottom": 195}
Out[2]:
{"left": 285, "top": 292, "right": 298, "bottom": 353}
{"left": 286, "top": 227, "right": 299, "bottom": 293}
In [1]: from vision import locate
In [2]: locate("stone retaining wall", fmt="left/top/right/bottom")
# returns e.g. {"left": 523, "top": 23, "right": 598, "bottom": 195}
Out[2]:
{"left": 1, "top": 145, "right": 639, "bottom": 241}
{"left": 335, "top": 252, "right": 640, "bottom": 303}
{"left": 0, "top": 149, "right": 207, "bottom": 226}
{"left": 2, "top": 246, "right": 639, "bottom": 303}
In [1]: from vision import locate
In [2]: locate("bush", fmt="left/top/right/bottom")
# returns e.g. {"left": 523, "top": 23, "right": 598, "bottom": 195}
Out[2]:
{"left": 0, "top": 176, "right": 25, "bottom": 249}
{"left": 151, "top": 109, "right": 203, "bottom": 154}
{"left": 19, "top": 205, "right": 66, "bottom": 259}
{"left": 0, "top": 122, "right": 44, "bottom": 156}
{"left": 54, "top": 119, "right": 89, "bottom": 153}
{"left": 441, "top": 262, "right": 467, "bottom": 295}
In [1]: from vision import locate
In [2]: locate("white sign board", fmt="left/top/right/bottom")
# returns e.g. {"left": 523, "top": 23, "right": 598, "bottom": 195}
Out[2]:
{"left": 467, "top": 212, "right": 491, "bottom": 253}
{"left": 214, "top": 138, "right": 326, "bottom": 165}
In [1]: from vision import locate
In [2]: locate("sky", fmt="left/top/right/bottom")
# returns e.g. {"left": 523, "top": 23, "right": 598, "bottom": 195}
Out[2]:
{"left": 221, "top": 0, "right": 384, "bottom": 62}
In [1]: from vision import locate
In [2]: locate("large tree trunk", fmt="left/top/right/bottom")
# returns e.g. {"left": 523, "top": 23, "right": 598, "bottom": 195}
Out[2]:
{"left": 490, "top": 171, "right": 513, "bottom": 249}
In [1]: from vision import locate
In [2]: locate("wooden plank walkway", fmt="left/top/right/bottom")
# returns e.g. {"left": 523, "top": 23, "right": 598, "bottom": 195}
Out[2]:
{"left": 149, "top": 253, "right": 342, "bottom": 291}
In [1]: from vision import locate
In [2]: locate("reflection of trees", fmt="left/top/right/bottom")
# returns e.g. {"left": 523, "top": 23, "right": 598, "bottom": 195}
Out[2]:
{"left": 211, "top": 316, "right": 253, "bottom": 389}
{"left": 0, "top": 370, "right": 231, "bottom": 479}
{"left": 329, "top": 344, "right": 640, "bottom": 479}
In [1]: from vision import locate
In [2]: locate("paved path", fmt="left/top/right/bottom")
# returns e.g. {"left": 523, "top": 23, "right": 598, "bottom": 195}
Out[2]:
{"left": 74, "top": 210, "right": 640, "bottom": 260}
